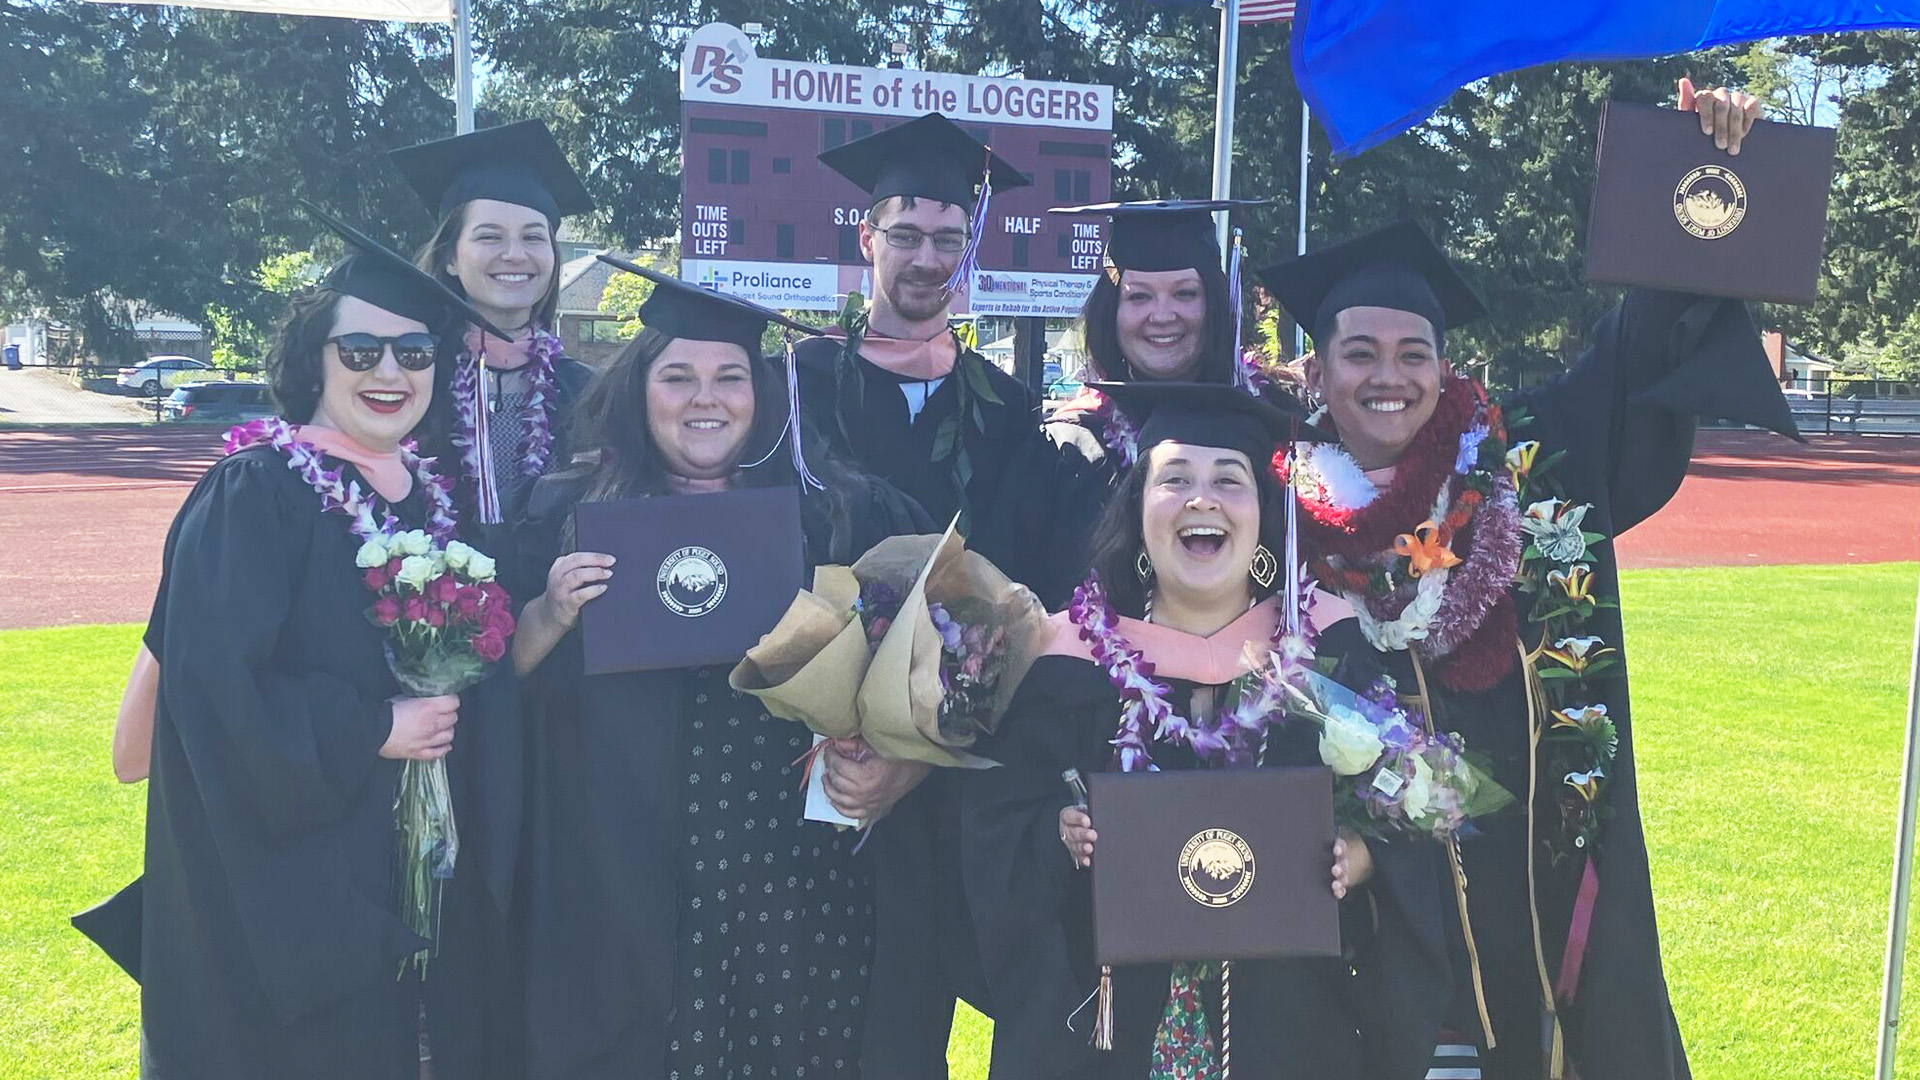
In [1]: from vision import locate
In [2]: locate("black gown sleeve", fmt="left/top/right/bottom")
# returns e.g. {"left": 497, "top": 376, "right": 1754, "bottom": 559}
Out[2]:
{"left": 156, "top": 454, "right": 393, "bottom": 839}
{"left": 1513, "top": 288, "right": 1798, "bottom": 534}
{"left": 962, "top": 658, "right": 1115, "bottom": 1080}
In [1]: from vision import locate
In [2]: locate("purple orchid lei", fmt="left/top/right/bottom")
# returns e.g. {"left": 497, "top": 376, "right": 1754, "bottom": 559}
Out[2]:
{"left": 451, "top": 328, "right": 562, "bottom": 523}
{"left": 1067, "top": 573, "right": 1318, "bottom": 771}
{"left": 224, "top": 417, "right": 458, "bottom": 545}
{"left": 1089, "top": 390, "right": 1141, "bottom": 469}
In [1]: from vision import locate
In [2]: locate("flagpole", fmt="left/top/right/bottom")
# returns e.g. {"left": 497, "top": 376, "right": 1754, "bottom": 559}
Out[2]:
{"left": 1875, "top": 569, "right": 1920, "bottom": 1080}
{"left": 1209, "top": 0, "right": 1241, "bottom": 269}
{"left": 453, "top": 0, "right": 474, "bottom": 133}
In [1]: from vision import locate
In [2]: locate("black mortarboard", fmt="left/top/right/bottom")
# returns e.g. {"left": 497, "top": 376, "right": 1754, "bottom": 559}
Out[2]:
{"left": 597, "top": 255, "right": 824, "bottom": 357}
{"left": 1051, "top": 199, "right": 1271, "bottom": 274}
{"left": 304, "top": 201, "right": 510, "bottom": 339}
{"left": 390, "top": 120, "right": 594, "bottom": 227}
{"left": 1091, "top": 381, "right": 1328, "bottom": 465}
{"left": 1258, "top": 220, "right": 1486, "bottom": 352}
{"left": 818, "top": 112, "right": 1031, "bottom": 208}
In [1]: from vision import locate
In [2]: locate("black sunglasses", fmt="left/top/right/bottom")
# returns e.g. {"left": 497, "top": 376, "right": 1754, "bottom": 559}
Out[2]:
{"left": 327, "top": 332, "right": 440, "bottom": 372}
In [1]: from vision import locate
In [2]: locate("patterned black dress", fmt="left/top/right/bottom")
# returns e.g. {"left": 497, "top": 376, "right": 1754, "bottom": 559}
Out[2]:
{"left": 667, "top": 665, "right": 872, "bottom": 1078}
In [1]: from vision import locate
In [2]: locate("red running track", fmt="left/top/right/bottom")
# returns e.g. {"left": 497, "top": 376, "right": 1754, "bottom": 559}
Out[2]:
{"left": 0, "top": 427, "right": 1914, "bottom": 630}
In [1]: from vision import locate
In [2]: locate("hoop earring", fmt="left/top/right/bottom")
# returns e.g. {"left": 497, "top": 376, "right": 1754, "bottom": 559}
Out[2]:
{"left": 1249, "top": 545, "right": 1278, "bottom": 590}
{"left": 1135, "top": 549, "right": 1154, "bottom": 583}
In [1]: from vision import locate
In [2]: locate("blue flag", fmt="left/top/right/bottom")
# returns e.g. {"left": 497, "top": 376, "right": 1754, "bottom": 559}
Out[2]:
{"left": 1292, "top": 0, "right": 1920, "bottom": 156}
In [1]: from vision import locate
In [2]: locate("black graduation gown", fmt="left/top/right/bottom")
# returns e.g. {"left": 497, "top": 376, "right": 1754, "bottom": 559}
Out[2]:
{"left": 132, "top": 447, "right": 427, "bottom": 1078}
{"left": 962, "top": 617, "right": 1451, "bottom": 1080}
{"left": 425, "top": 351, "right": 593, "bottom": 1080}
{"left": 1361, "top": 289, "right": 1798, "bottom": 1080}
{"left": 519, "top": 471, "right": 931, "bottom": 1079}
{"left": 793, "top": 333, "right": 1048, "bottom": 585}
{"left": 985, "top": 408, "right": 1120, "bottom": 611}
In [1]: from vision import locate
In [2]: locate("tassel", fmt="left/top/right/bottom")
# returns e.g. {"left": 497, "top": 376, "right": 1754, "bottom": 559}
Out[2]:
{"left": 1229, "top": 229, "right": 1250, "bottom": 390}
{"left": 943, "top": 148, "right": 995, "bottom": 295}
{"left": 471, "top": 346, "right": 502, "bottom": 525}
{"left": 1542, "top": 1007, "right": 1566, "bottom": 1080}
{"left": 742, "top": 334, "right": 824, "bottom": 490}
{"left": 1219, "top": 959, "right": 1233, "bottom": 1079}
{"left": 1284, "top": 444, "right": 1302, "bottom": 636}
{"left": 1093, "top": 964, "right": 1115, "bottom": 1050}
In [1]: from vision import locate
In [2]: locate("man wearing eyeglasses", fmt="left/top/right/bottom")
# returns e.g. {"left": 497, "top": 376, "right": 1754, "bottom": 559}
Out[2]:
{"left": 799, "top": 111, "right": 1046, "bottom": 1076}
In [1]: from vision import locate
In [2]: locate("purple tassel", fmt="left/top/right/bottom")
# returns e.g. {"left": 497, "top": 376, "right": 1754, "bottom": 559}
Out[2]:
{"left": 743, "top": 334, "right": 824, "bottom": 491}
{"left": 470, "top": 347, "right": 502, "bottom": 525}
{"left": 943, "top": 151, "right": 995, "bottom": 296}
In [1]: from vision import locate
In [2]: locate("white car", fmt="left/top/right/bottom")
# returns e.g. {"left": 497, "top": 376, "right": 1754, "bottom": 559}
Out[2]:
{"left": 116, "top": 355, "right": 212, "bottom": 395}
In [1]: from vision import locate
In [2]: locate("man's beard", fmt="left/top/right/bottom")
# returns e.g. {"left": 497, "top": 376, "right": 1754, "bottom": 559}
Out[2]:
{"left": 882, "top": 272, "right": 952, "bottom": 323}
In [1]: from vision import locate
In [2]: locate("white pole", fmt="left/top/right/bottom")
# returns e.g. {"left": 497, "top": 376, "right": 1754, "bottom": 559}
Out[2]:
{"left": 1876, "top": 568, "right": 1920, "bottom": 1080}
{"left": 453, "top": 0, "right": 474, "bottom": 134}
{"left": 1293, "top": 101, "right": 1310, "bottom": 359}
{"left": 1209, "top": 0, "right": 1241, "bottom": 270}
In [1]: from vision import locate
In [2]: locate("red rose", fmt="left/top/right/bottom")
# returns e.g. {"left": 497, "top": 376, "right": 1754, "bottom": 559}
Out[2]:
{"left": 473, "top": 628, "right": 507, "bottom": 663}
{"left": 403, "top": 595, "right": 428, "bottom": 623}
{"left": 372, "top": 595, "right": 402, "bottom": 626}
{"left": 424, "top": 605, "right": 446, "bottom": 628}
{"left": 453, "top": 587, "right": 483, "bottom": 620}
{"left": 428, "top": 575, "right": 459, "bottom": 605}
{"left": 363, "top": 566, "right": 390, "bottom": 591}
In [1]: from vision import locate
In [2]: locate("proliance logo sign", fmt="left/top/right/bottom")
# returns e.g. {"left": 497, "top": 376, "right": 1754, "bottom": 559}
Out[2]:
{"left": 681, "top": 260, "right": 841, "bottom": 309}
{"left": 680, "top": 22, "right": 1112, "bottom": 130}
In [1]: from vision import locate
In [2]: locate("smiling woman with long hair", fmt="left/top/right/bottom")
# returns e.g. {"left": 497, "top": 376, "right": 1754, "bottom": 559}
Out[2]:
{"left": 512, "top": 272, "right": 930, "bottom": 1079}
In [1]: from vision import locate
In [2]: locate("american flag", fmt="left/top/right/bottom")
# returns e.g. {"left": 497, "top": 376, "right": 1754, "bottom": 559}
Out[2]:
{"left": 1238, "top": 0, "right": 1296, "bottom": 22}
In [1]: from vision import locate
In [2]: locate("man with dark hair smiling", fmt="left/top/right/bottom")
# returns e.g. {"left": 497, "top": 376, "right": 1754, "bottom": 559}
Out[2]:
{"left": 1259, "top": 81, "right": 1796, "bottom": 1080}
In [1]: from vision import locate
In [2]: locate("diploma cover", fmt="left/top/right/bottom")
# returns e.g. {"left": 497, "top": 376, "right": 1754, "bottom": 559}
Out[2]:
{"left": 574, "top": 486, "right": 805, "bottom": 674}
{"left": 1088, "top": 767, "right": 1340, "bottom": 966}
{"left": 1587, "top": 100, "right": 1835, "bottom": 305}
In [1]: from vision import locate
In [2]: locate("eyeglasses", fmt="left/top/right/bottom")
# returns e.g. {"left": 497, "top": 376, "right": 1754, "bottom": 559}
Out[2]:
{"left": 867, "top": 222, "right": 969, "bottom": 254}
{"left": 327, "top": 333, "right": 439, "bottom": 372}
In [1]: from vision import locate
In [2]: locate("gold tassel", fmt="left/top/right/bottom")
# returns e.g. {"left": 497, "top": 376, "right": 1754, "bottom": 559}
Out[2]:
{"left": 1521, "top": 638, "right": 1567, "bottom": 1080}
{"left": 1093, "top": 965, "right": 1115, "bottom": 1050}
{"left": 1409, "top": 651, "right": 1497, "bottom": 1051}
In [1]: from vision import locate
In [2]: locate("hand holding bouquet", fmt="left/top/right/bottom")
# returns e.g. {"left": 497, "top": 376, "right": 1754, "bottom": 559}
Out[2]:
{"left": 357, "top": 531, "right": 516, "bottom": 970}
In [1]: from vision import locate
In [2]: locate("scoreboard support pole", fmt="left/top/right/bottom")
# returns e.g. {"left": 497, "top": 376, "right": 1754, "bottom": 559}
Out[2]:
{"left": 1014, "top": 316, "right": 1047, "bottom": 403}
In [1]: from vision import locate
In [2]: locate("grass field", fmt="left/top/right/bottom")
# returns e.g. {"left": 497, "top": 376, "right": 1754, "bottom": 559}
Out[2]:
{"left": 3, "top": 563, "right": 1916, "bottom": 1079}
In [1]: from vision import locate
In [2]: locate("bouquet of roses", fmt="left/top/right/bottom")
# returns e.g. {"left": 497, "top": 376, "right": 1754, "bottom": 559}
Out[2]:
{"left": 357, "top": 530, "right": 516, "bottom": 969}
{"left": 1281, "top": 668, "right": 1512, "bottom": 841}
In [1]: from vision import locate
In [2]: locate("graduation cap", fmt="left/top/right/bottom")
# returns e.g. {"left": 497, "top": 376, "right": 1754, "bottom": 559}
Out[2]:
{"left": 302, "top": 200, "right": 510, "bottom": 340}
{"left": 1258, "top": 220, "right": 1486, "bottom": 352}
{"left": 596, "top": 255, "right": 824, "bottom": 356}
{"left": 1090, "top": 380, "right": 1328, "bottom": 466}
{"left": 1051, "top": 199, "right": 1272, "bottom": 274}
{"left": 390, "top": 120, "right": 594, "bottom": 228}
{"left": 817, "top": 112, "right": 1031, "bottom": 209}
{"left": 597, "top": 255, "right": 830, "bottom": 488}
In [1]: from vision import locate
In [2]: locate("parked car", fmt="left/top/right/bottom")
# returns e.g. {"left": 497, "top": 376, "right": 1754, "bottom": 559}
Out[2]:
{"left": 162, "top": 381, "right": 276, "bottom": 423}
{"left": 116, "top": 355, "right": 211, "bottom": 395}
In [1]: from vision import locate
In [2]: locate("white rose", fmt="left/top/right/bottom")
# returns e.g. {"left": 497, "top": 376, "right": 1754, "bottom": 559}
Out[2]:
{"left": 354, "top": 538, "right": 389, "bottom": 569}
{"left": 1318, "top": 704, "right": 1385, "bottom": 777}
{"left": 396, "top": 554, "right": 436, "bottom": 591}
{"left": 395, "top": 530, "right": 433, "bottom": 557}
{"left": 442, "top": 540, "right": 476, "bottom": 572}
{"left": 1401, "top": 754, "right": 1436, "bottom": 819}
{"left": 465, "top": 551, "right": 497, "bottom": 581}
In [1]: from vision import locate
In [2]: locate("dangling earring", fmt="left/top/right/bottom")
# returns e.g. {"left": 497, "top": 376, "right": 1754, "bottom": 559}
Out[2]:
{"left": 1135, "top": 549, "right": 1154, "bottom": 583}
{"left": 1250, "top": 544, "right": 1278, "bottom": 590}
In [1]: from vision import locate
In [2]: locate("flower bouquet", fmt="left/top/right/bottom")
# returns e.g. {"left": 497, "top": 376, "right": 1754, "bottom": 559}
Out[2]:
{"left": 731, "top": 518, "right": 1050, "bottom": 770}
{"left": 357, "top": 531, "right": 516, "bottom": 969}
{"left": 1281, "top": 668, "right": 1513, "bottom": 841}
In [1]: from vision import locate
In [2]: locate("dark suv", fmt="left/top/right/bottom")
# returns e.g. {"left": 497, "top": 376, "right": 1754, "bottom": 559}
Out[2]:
{"left": 162, "top": 381, "right": 276, "bottom": 423}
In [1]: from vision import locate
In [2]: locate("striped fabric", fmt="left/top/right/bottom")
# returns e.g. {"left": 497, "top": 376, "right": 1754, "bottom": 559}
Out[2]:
{"left": 1426, "top": 1041, "right": 1483, "bottom": 1080}
{"left": 1239, "top": 0, "right": 1296, "bottom": 22}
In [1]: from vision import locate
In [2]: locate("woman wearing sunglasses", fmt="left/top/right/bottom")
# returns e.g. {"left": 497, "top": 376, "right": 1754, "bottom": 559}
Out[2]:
{"left": 83, "top": 214, "right": 509, "bottom": 1079}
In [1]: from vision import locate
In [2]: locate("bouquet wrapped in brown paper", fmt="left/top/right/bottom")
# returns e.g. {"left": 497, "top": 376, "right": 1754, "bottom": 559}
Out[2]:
{"left": 853, "top": 519, "right": 1050, "bottom": 769}
{"left": 728, "top": 565, "right": 867, "bottom": 738}
{"left": 731, "top": 518, "right": 1050, "bottom": 770}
